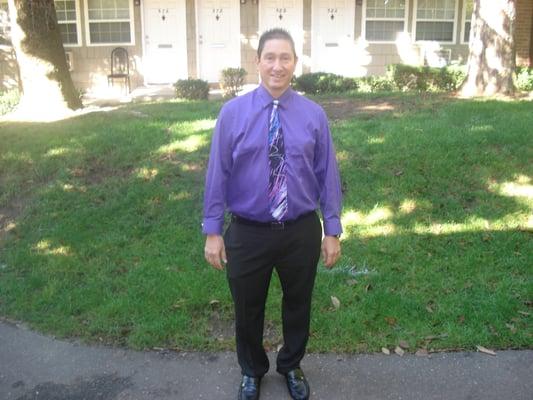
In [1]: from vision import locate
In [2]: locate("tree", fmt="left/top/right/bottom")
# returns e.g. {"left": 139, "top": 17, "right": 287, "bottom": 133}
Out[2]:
{"left": 7, "top": 0, "right": 82, "bottom": 119}
{"left": 461, "top": 0, "right": 516, "bottom": 97}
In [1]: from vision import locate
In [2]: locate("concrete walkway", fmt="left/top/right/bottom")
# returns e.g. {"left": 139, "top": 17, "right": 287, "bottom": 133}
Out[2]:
{"left": 1, "top": 321, "right": 531, "bottom": 400}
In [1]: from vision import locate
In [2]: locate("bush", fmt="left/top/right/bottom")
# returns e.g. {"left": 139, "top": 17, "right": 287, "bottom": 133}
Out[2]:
{"left": 387, "top": 64, "right": 466, "bottom": 92}
{"left": 515, "top": 67, "right": 533, "bottom": 92}
{"left": 355, "top": 76, "right": 396, "bottom": 93}
{"left": 174, "top": 78, "right": 209, "bottom": 100}
{"left": 220, "top": 67, "right": 247, "bottom": 98}
{"left": 293, "top": 72, "right": 358, "bottom": 94}
{"left": 0, "top": 88, "right": 20, "bottom": 116}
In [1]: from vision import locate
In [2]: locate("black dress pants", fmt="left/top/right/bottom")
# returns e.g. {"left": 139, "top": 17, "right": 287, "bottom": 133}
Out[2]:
{"left": 223, "top": 211, "right": 322, "bottom": 377}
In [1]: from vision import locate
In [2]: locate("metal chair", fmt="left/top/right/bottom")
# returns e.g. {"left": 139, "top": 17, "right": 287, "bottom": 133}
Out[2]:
{"left": 107, "top": 47, "right": 130, "bottom": 93}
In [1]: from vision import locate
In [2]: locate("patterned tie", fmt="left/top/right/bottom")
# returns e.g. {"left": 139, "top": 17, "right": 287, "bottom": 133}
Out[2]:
{"left": 268, "top": 100, "right": 288, "bottom": 220}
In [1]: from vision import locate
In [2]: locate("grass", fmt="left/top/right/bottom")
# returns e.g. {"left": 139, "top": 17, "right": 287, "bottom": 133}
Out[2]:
{"left": 0, "top": 94, "right": 531, "bottom": 354}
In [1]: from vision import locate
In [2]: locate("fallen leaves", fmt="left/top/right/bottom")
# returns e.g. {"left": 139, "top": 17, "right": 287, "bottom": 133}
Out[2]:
{"left": 394, "top": 346, "right": 405, "bottom": 356}
{"left": 381, "top": 347, "right": 390, "bottom": 355}
{"left": 331, "top": 296, "right": 341, "bottom": 310}
{"left": 476, "top": 345, "right": 496, "bottom": 356}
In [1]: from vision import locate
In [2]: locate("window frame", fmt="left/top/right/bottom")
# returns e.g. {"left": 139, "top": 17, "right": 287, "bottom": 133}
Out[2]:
{"left": 55, "top": 0, "right": 83, "bottom": 47}
{"left": 84, "top": 0, "right": 136, "bottom": 46}
{"left": 362, "top": 0, "right": 410, "bottom": 44}
{"left": 413, "top": 0, "right": 459, "bottom": 44}
{"left": 460, "top": 0, "right": 473, "bottom": 44}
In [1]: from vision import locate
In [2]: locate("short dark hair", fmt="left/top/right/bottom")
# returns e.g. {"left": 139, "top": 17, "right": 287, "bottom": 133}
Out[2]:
{"left": 257, "top": 28, "right": 297, "bottom": 59}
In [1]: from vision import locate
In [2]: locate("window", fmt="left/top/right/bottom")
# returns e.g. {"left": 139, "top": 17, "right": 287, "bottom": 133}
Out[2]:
{"left": 364, "top": 0, "right": 408, "bottom": 42}
{"left": 85, "top": 0, "right": 134, "bottom": 45}
{"left": 0, "top": 0, "right": 10, "bottom": 45}
{"left": 55, "top": 0, "right": 81, "bottom": 46}
{"left": 462, "top": 0, "right": 473, "bottom": 43}
{"left": 415, "top": 0, "right": 457, "bottom": 42}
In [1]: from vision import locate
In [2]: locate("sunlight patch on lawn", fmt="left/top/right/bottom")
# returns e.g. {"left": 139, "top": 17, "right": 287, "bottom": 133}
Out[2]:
{"left": 158, "top": 134, "right": 208, "bottom": 154}
{"left": 469, "top": 124, "right": 495, "bottom": 133}
{"left": 488, "top": 175, "right": 533, "bottom": 199}
{"left": 368, "top": 136, "right": 385, "bottom": 144}
{"left": 170, "top": 119, "right": 216, "bottom": 136}
{"left": 34, "top": 240, "right": 72, "bottom": 256}
{"left": 135, "top": 167, "right": 159, "bottom": 181}
{"left": 342, "top": 205, "right": 394, "bottom": 228}
{"left": 399, "top": 199, "right": 417, "bottom": 214}
{"left": 341, "top": 206, "right": 397, "bottom": 237}
{"left": 45, "top": 147, "right": 74, "bottom": 157}
{"left": 336, "top": 150, "right": 350, "bottom": 162}
{"left": 1, "top": 151, "right": 33, "bottom": 164}
{"left": 169, "top": 191, "right": 192, "bottom": 201}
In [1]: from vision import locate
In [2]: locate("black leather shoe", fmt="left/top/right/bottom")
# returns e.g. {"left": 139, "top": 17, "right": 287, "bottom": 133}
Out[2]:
{"left": 238, "top": 375, "right": 261, "bottom": 400}
{"left": 284, "top": 368, "right": 310, "bottom": 400}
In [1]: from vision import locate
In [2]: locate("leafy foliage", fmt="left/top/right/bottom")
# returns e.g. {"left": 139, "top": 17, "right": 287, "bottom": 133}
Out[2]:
{"left": 174, "top": 78, "right": 210, "bottom": 100}
{"left": 293, "top": 72, "right": 358, "bottom": 95}
{"left": 387, "top": 64, "right": 467, "bottom": 92}
{"left": 0, "top": 88, "right": 20, "bottom": 115}
{"left": 515, "top": 67, "right": 533, "bottom": 92}
{"left": 220, "top": 67, "right": 247, "bottom": 98}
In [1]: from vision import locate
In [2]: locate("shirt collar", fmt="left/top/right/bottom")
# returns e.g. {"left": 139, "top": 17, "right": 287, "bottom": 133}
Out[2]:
{"left": 257, "top": 84, "right": 294, "bottom": 109}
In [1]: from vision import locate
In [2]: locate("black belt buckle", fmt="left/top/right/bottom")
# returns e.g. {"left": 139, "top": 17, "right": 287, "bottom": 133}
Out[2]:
{"left": 270, "top": 221, "right": 285, "bottom": 230}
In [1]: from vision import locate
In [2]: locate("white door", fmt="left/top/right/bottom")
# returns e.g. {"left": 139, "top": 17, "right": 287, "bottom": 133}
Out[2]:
{"left": 143, "top": 0, "right": 188, "bottom": 84}
{"left": 197, "top": 0, "right": 241, "bottom": 83}
{"left": 311, "top": 0, "right": 355, "bottom": 76}
{"left": 259, "top": 0, "right": 304, "bottom": 75}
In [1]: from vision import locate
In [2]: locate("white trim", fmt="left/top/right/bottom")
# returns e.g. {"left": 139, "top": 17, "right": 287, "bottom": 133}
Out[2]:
{"left": 140, "top": 0, "right": 147, "bottom": 84}
{"left": 83, "top": 0, "right": 136, "bottom": 46}
{"left": 460, "top": 0, "right": 472, "bottom": 45}
{"left": 194, "top": 0, "right": 199, "bottom": 80}
{"left": 362, "top": 0, "right": 409, "bottom": 44}
{"left": 56, "top": 0, "right": 83, "bottom": 47}
{"left": 413, "top": 0, "right": 459, "bottom": 44}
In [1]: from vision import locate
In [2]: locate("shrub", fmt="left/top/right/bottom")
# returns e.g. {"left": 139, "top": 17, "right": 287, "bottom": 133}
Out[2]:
{"left": 515, "top": 67, "right": 533, "bottom": 92}
{"left": 220, "top": 67, "right": 247, "bottom": 98}
{"left": 387, "top": 64, "right": 466, "bottom": 92}
{"left": 0, "top": 88, "right": 20, "bottom": 116}
{"left": 355, "top": 76, "right": 396, "bottom": 93}
{"left": 174, "top": 78, "right": 209, "bottom": 100}
{"left": 293, "top": 72, "right": 358, "bottom": 94}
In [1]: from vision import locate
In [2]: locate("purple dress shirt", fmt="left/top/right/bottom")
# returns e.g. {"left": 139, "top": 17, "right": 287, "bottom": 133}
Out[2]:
{"left": 202, "top": 85, "right": 343, "bottom": 236}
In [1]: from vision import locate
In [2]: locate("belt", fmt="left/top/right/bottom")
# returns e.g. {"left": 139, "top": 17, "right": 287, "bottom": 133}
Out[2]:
{"left": 231, "top": 211, "right": 316, "bottom": 230}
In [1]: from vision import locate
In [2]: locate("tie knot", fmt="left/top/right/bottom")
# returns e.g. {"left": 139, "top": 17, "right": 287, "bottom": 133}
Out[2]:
{"left": 272, "top": 100, "right": 279, "bottom": 108}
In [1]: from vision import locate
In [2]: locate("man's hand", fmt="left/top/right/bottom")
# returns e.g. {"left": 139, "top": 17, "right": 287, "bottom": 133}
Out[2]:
{"left": 204, "top": 235, "right": 227, "bottom": 270}
{"left": 321, "top": 236, "right": 341, "bottom": 269}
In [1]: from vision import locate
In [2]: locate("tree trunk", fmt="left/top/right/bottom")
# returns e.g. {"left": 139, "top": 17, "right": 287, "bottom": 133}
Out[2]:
{"left": 460, "top": 0, "right": 516, "bottom": 97}
{"left": 8, "top": 0, "right": 82, "bottom": 118}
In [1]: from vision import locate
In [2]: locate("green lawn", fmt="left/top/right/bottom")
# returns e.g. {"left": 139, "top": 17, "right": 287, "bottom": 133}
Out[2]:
{"left": 0, "top": 94, "right": 531, "bottom": 353}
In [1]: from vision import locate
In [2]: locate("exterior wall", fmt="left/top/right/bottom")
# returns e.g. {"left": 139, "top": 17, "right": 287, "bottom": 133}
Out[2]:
{"left": 69, "top": 1, "right": 143, "bottom": 93}
{"left": 358, "top": 0, "right": 471, "bottom": 76}
{"left": 302, "top": 0, "right": 311, "bottom": 74}
{"left": 186, "top": 0, "right": 197, "bottom": 78}
{"left": 240, "top": 3, "right": 259, "bottom": 84}
{"left": 1, "top": 0, "right": 531, "bottom": 91}
{"left": 516, "top": 0, "right": 533, "bottom": 67}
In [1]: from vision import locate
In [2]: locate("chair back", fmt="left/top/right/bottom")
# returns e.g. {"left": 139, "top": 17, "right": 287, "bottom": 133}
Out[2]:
{"left": 110, "top": 47, "right": 129, "bottom": 75}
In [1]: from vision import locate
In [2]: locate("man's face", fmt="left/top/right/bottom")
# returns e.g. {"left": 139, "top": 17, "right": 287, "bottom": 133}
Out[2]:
{"left": 256, "top": 38, "right": 297, "bottom": 96}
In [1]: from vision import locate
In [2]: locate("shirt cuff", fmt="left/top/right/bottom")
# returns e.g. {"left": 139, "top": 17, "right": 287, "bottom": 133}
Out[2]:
{"left": 323, "top": 218, "right": 343, "bottom": 237}
{"left": 202, "top": 218, "right": 224, "bottom": 235}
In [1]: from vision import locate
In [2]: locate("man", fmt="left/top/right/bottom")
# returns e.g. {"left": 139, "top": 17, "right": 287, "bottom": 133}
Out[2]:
{"left": 203, "top": 28, "right": 342, "bottom": 400}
